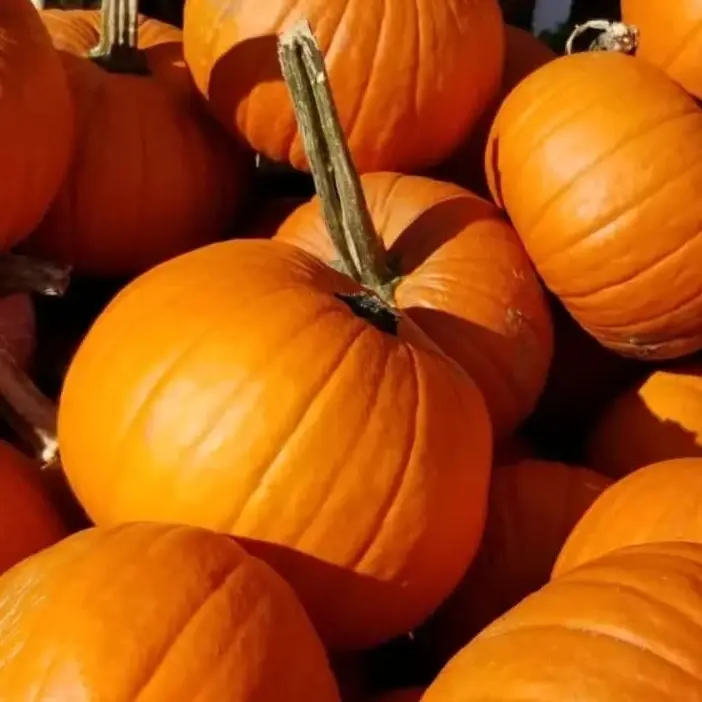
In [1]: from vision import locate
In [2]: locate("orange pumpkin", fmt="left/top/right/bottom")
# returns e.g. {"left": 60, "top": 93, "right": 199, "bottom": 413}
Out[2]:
{"left": 0, "top": 440, "right": 65, "bottom": 575}
{"left": 423, "top": 541, "right": 702, "bottom": 701}
{"left": 0, "top": 0, "right": 73, "bottom": 250}
{"left": 367, "top": 690, "right": 424, "bottom": 702}
{"left": 554, "top": 457, "right": 702, "bottom": 577}
{"left": 0, "top": 522, "right": 340, "bottom": 700}
{"left": 486, "top": 51, "right": 702, "bottom": 359}
{"left": 182, "top": 0, "right": 505, "bottom": 174}
{"left": 621, "top": 1, "right": 702, "bottom": 99}
{"left": 276, "top": 173, "right": 553, "bottom": 438}
{"left": 418, "top": 459, "right": 611, "bottom": 669}
{"left": 22, "top": 0, "right": 249, "bottom": 277}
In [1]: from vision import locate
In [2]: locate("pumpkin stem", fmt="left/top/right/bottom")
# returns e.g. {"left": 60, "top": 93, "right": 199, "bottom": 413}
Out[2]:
{"left": 277, "top": 21, "right": 395, "bottom": 305}
{"left": 0, "top": 255, "right": 71, "bottom": 298}
{"left": 88, "top": 0, "right": 149, "bottom": 75}
{"left": 566, "top": 20, "right": 639, "bottom": 55}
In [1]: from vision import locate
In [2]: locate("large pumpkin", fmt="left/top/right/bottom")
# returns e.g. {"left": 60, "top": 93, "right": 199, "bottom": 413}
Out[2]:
{"left": 423, "top": 541, "right": 702, "bottom": 701}
{"left": 276, "top": 173, "right": 553, "bottom": 438}
{"left": 621, "top": 1, "right": 702, "bottom": 99}
{"left": 587, "top": 363, "right": 702, "bottom": 478}
{"left": 182, "top": 0, "right": 505, "bottom": 174}
{"left": 0, "top": 522, "right": 340, "bottom": 700}
{"left": 554, "top": 457, "right": 702, "bottom": 577}
{"left": 486, "top": 51, "right": 702, "bottom": 359}
{"left": 22, "top": 0, "right": 249, "bottom": 277}
{"left": 0, "top": 0, "right": 73, "bottom": 250}
{"left": 418, "top": 459, "right": 611, "bottom": 669}
{"left": 0, "top": 441, "right": 65, "bottom": 575}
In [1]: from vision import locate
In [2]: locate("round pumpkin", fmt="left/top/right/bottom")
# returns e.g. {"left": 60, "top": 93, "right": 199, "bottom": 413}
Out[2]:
{"left": 0, "top": 440, "right": 65, "bottom": 575}
{"left": 0, "top": 522, "right": 340, "bottom": 700}
{"left": 621, "top": 1, "right": 702, "bottom": 99}
{"left": 0, "top": 0, "right": 73, "bottom": 250}
{"left": 423, "top": 541, "right": 702, "bottom": 701}
{"left": 368, "top": 690, "right": 424, "bottom": 702}
{"left": 486, "top": 51, "right": 702, "bottom": 359}
{"left": 276, "top": 173, "right": 553, "bottom": 438}
{"left": 22, "top": 3, "right": 249, "bottom": 277}
{"left": 182, "top": 0, "right": 505, "bottom": 174}
{"left": 554, "top": 457, "right": 702, "bottom": 577}
{"left": 587, "top": 363, "right": 702, "bottom": 478}
{"left": 418, "top": 459, "right": 611, "bottom": 669}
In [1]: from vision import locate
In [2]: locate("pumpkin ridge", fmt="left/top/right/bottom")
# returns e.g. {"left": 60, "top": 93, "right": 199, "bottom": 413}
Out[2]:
{"left": 661, "top": 20, "right": 702, "bottom": 71}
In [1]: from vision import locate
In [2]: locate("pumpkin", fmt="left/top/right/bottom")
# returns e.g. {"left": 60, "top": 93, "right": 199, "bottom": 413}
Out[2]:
{"left": 423, "top": 541, "right": 702, "bottom": 701}
{"left": 486, "top": 51, "right": 702, "bottom": 360}
{"left": 56, "top": 23, "right": 493, "bottom": 650}
{"left": 0, "top": 522, "right": 341, "bottom": 701}
{"left": 621, "top": 1, "right": 702, "bottom": 99}
{"left": 587, "top": 363, "right": 702, "bottom": 478}
{"left": 554, "top": 457, "right": 702, "bottom": 577}
{"left": 418, "top": 459, "right": 611, "bottom": 670}
{"left": 367, "top": 690, "right": 424, "bottom": 702}
{"left": 22, "top": 0, "right": 249, "bottom": 277}
{"left": 0, "top": 440, "right": 65, "bottom": 575}
{"left": 182, "top": 0, "right": 505, "bottom": 174}
{"left": 0, "top": 0, "right": 73, "bottom": 250}
{"left": 275, "top": 174, "right": 553, "bottom": 439}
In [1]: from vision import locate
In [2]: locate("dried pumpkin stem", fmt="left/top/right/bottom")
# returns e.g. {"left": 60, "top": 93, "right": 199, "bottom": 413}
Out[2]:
{"left": 566, "top": 20, "right": 639, "bottom": 55}
{"left": 277, "top": 21, "right": 394, "bottom": 305}
{"left": 0, "top": 255, "right": 71, "bottom": 298}
{"left": 89, "top": 0, "right": 149, "bottom": 75}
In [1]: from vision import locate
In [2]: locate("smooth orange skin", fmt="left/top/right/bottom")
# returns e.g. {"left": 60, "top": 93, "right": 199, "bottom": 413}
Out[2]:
{"left": 418, "top": 459, "right": 610, "bottom": 669}
{"left": 0, "top": 522, "right": 340, "bottom": 701}
{"left": 622, "top": 0, "right": 702, "bottom": 99}
{"left": 182, "top": 0, "right": 505, "bottom": 174}
{"left": 367, "top": 689, "right": 424, "bottom": 702}
{"left": 554, "top": 457, "right": 702, "bottom": 578}
{"left": 424, "top": 542, "right": 702, "bottom": 701}
{"left": 486, "top": 52, "right": 702, "bottom": 360}
{"left": 276, "top": 173, "right": 553, "bottom": 438}
{"left": 57, "top": 238, "right": 492, "bottom": 650}
{"left": 0, "top": 441, "right": 66, "bottom": 575}
{"left": 23, "top": 10, "right": 249, "bottom": 278}
{"left": 587, "top": 364, "right": 702, "bottom": 479}
{"left": 0, "top": 0, "right": 73, "bottom": 250}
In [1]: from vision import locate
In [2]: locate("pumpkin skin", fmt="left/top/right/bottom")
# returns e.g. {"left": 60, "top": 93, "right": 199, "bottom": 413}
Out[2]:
{"left": 182, "top": 0, "right": 505, "bottom": 174}
{"left": 276, "top": 173, "right": 553, "bottom": 438}
{"left": 0, "top": 0, "right": 73, "bottom": 251}
{"left": 22, "top": 10, "right": 248, "bottom": 278}
{"left": 554, "top": 457, "right": 702, "bottom": 578}
{"left": 621, "top": 1, "right": 702, "bottom": 99}
{"left": 0, "top": 441, "right": 66, "bottom": 575}
{"left": 423, "top": 541, "right": 702, "bottom": 702}
{"left": 0, "top": 522, "right": 340, "bottom": 701}
{"left": 486, "top": 51, "right": 702, "bottom": 360}
{"left": 57, "top": 237, "right": 492, "bottom": 650}
{"left": 418, "top": 459, "right": 611, "bottom": 670}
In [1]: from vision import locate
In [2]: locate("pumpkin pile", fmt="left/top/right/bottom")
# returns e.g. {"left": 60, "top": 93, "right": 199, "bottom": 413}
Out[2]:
{"left": 4, "top": 0, "right": 702, "bottom": 699}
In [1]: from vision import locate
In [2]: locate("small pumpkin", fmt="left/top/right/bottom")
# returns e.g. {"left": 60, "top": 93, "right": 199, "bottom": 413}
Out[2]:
{"left": 0, "top": 0, "right": 73, "bottom": 250}
{"left": 554, "top": 457, "right": 702, "bottom": 577}
{"left": 182, "top": 0, "right": 505, "bottom": 174}
{"left": 486, "top": 50, "right": 702, "bottom": 359}
{"left": 22, "top": 0, "right": 249, "bottom": 277}
{"left": 0, "top": 440, "right": 65, "bottom": 575}
{"left": 418, "top": 459, "right": 611, "bottom": 669}
{"left": 56, "top": 24, "right": 493, "bottom": 650}
{"left": 587, "top": 363, "right": 702, "bottom": 478}
{"left": 423, "top": 541, "right": 702, "bottom": 701}
{"left": 0, "top": 522, "right": 341, "bottom": 701}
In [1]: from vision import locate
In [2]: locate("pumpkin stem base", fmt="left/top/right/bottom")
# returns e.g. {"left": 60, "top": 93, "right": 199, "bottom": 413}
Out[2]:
{"left": 0, "top": 255, "right": 71, "bottom": 297}
{"left": 336, "top": 291, "right": 400, "bottom": 336}
{"left": 566, "top": 20, "right": 639, "bottom": 55}
{"left": 89, "top": 45, "right": 150, "bottom": 75}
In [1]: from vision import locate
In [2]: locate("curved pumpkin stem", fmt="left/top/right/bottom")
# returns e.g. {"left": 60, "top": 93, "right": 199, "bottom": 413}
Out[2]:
{"left": 566, "top": 20, "right": 639, "bottom": 56}
{"left": 277, "top": 21, "right": 395, "bottom": 305}
{"left": 0, "top": 255, "right": 71, "bottom": 297}
{"left": 89, "top": 0, "right": 149, "bottom": 75}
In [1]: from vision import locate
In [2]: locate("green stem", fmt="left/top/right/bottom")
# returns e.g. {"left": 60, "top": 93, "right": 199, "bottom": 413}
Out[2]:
{"left": 277, "top": 21, "right": 394, "bottom": 305}
{"left": 88, "top": 0, "right": 149, "bottom": 75}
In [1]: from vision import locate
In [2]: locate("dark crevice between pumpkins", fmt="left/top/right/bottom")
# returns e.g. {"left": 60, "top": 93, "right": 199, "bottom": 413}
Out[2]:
{"left": 278, "top": 22, "right": 405, "bottom": 336}
{"left": 89, "top": 0, "right": 150, "bottom": 75}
